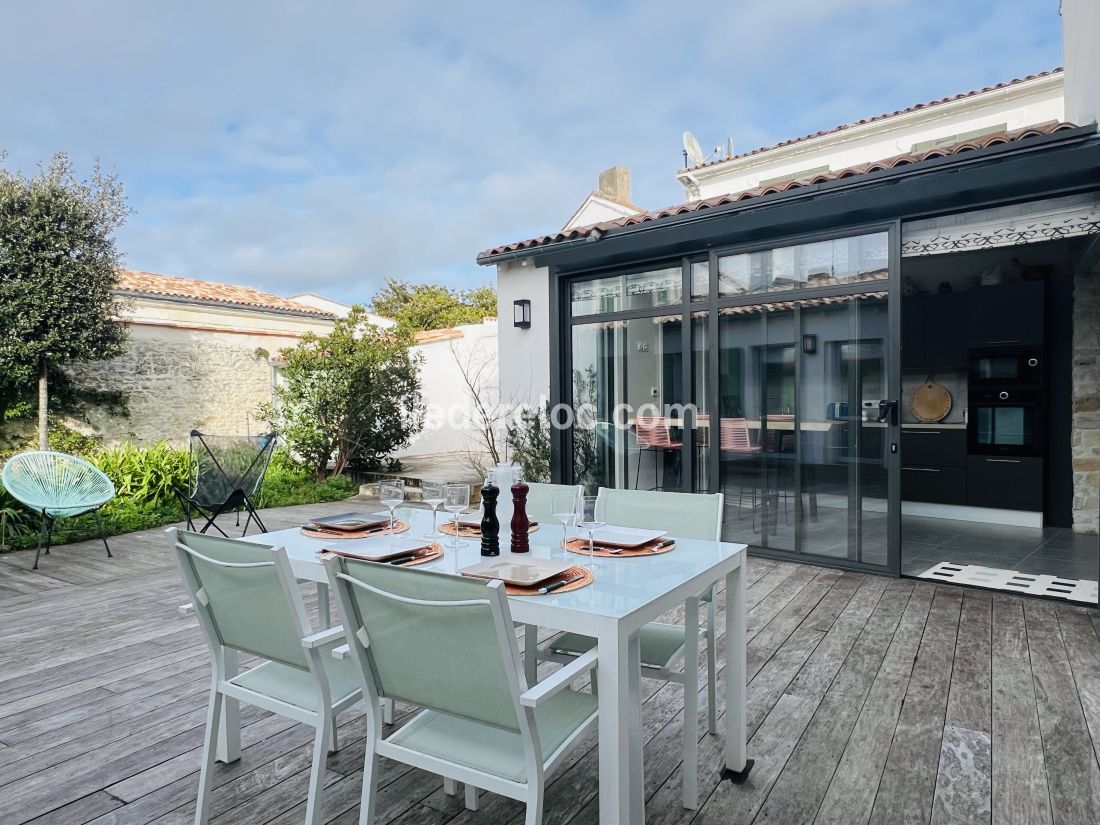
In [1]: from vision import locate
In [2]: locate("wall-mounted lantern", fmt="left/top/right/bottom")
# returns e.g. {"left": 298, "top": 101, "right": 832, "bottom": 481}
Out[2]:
{"left": 802, "top": 333, "right": 817, "bottom": 354}
{"left": 513, "top": 299, "right": 532, "bottom": 329}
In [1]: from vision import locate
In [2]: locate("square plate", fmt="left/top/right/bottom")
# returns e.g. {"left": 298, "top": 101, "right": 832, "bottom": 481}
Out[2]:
{"left": 308, "top": 512, "right": 389, "bottom": 531}
{"left": 324, "top": 537, "right": 435, "bottom": 562}
{"left": 456, "top": 513, "right": 483, "bottom": 528}
{"left": 590, "top": 525, "right": 668, "bottom": 548}
{"left": 460, "top": 557, "right": 574, "bottom": 587}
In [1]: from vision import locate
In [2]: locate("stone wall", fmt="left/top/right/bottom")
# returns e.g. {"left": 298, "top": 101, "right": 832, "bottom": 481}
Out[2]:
{"left": 1072, "top": 268, "right": 1100, "bottom": 533}
{"left": 66, "top": 325, "right": 290, "bottom": 446}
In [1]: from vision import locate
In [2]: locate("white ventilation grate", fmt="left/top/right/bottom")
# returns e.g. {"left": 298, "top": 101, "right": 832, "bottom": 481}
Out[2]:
{"left": 917, "top": 562, "right": 1099, "bottom": 605}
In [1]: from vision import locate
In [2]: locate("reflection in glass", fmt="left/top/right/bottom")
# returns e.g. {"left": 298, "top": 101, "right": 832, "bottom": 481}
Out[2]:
{"left": 717, "top": 231, "right": 889, "bottom": 296}
{"left": 571, "top": 266, "right": 683, "bottom": 317}
{"left": 571, "top": 315, "right": 684, "bottom": 493}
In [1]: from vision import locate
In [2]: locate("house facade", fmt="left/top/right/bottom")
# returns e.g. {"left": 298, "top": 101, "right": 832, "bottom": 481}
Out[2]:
{"left": 479, "top": 1, "right": 1100, "bottom": 603}
{"left": 67, "top": 270, "right": 336, "bottom": 445}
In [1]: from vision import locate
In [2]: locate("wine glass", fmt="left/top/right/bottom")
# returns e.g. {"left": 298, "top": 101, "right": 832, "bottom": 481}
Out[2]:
{"left": 577, "top": 495, "right": 604, "bottom": 567}
{"left": 552, "top": 490, "right": 579, "bottom": 547}
{"left": 442, "top": 483, "right": 471, "bottom": 552}
{"left": 379, "top": 479, "right": 404, "bottom": 529}
{"left": 421, "top": 480, "right": 445, "bottom": 538}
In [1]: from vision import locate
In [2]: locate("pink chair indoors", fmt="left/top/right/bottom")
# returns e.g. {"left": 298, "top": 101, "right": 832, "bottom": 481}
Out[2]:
{"left": 633, "top": 415, "right": 682, "bottom": 490}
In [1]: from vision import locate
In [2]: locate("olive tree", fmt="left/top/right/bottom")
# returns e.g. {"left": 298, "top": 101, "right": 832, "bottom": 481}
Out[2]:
{"left": 260, "top": 308, "right": 425, "bottom": 480}
{"left": 0, "top": 153, "right": 130, "bottom": 446}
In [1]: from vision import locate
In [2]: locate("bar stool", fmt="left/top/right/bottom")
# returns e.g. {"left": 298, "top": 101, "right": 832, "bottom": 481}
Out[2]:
{"left": 633, "top": 416, "right": 682, "bottom": 490}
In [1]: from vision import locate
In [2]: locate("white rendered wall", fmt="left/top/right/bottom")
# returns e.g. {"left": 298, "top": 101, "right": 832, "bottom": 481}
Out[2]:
{"left": 397, "top": 319, "right": 500, "bottom": 462}
{"left": 1063, "top": 0, "right": 1100, "bottom": 128}
{"left": 495, "top": 260, "right": 551, "bottom": 406}
{"left": 683, "top": 74, "right": 1065, "bottom": 201}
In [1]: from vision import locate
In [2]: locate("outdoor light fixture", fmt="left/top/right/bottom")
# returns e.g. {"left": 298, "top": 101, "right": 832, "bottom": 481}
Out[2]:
{"left": 802, "top": 334, "right": 817, "bottom": 354}
{"left": 513, "top": 299, "right": 531, "bottom": 329}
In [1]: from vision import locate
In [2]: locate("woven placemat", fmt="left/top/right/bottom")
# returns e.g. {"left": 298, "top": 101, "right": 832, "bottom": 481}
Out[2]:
{"left": 439, "top": 521, "right": 540, "bottom": 538}
{"left": 301, "top": 520, "right": 410, "bottom": 539}
{"left": 501, "top": 565, "right": 593, "bottom": 596}
{"left": 563, "top": 536, "right": 676, "bottom": 558}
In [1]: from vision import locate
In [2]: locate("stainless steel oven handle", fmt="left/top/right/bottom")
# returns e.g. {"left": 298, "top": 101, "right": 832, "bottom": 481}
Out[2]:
{"left": 985, "top": 458, "right": 1022, "bottom": 463}
{"left": 986, "top": 339, "right": 1022, "bottom": 344}
{"left": 905, "top": 430, "right": 941, "bottom": 435}
{"left": 902, "top": 467, "right": 941, "bottom": 472}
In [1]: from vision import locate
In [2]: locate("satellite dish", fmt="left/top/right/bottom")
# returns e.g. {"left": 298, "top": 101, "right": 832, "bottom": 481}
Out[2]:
{"left": 682, "top": 131, "right": 705, "bottom": 167}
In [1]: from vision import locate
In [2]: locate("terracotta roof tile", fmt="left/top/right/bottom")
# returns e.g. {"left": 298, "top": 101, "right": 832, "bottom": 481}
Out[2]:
{"left": 683, "top": 69, "right": 1064, "bottom": 172}
{"left": 114, "top": 269, "right": 334, "bottom": 317}
{"left": 479, "top": 121, "right": 1078, "bottom": 261}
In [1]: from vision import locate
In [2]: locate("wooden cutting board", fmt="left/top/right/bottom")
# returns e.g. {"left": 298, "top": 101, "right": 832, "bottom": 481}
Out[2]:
{"left": 908, "top": 379, "right": 952, "bottom": 423}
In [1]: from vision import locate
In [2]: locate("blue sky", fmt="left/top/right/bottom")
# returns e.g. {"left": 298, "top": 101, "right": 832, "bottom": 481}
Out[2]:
{"left": 0, "top": 1, "right": 1063, "bottom": 304}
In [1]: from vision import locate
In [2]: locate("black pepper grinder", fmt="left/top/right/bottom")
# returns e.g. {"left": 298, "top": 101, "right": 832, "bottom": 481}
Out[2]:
{"left": 510, "top": 473, "right": 530, "bottom": 553}
{"left": 480, "top": 475, "right": 500, "bottom": 556}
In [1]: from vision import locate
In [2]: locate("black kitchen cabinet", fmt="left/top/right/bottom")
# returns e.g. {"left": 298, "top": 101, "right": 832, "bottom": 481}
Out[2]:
{"left": 901, "top": 428, "right": 967, "bottom": 504}
{"left": 966, "top": 455, "right": 1044, "bottom": 511}
{"left": 966, "top": 281, "right": 1045, "bottom": 348}
{"left": 902, "top": 293, "right": 968, "bottom": 370}
{"left": 902, "top": 465, "right": 967, "bottom": 505}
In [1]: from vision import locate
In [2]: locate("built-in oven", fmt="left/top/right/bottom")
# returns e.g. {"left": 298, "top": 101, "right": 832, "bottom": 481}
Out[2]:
{"left": 968, "top": 388, "right": 1042, "bottom": 457}
{"left": 969, "top": 350, "right": 1042, "bottom": 388}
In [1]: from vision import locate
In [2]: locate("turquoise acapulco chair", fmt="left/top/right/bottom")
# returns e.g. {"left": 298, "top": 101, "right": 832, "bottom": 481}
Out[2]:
{"left": 2, "top": 451, "right": 116, "bottom": 570}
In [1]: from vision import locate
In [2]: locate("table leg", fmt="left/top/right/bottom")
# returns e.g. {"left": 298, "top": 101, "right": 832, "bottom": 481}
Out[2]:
{"left": 682, "top": 596, "right": 699, "bottom": 809}
{"left": 598, "top": 627, "right": 644, "bottom": 824}
{"left": 318, "top": 582, "right": 331, "bottom": 628}
{"left": 724, "top": 561, "right": 747, "bottom": 773}
{"left": 524, "top": 624, "right": 539, "bottom": 686}
{"left": 217, "top": 648, "right": 241, "bottom": 763}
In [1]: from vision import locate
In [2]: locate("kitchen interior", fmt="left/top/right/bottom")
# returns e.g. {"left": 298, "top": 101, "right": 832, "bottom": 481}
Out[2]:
{"left": 900, "top": 237, "right": 1099, "bottom": 603}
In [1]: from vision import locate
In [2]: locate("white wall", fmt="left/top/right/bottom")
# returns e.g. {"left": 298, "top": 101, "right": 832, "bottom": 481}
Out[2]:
{"left": 397, "top": 319, "right": 500, "bottom": 462}
{"left": 682, "top": 73, "right": 1065, "bottom": 201}
{"left": 495, "top": 260, "right": 551, "bottom": 406}
{"left": 1063, "top": 0, "right": 1100, "bottom": 128}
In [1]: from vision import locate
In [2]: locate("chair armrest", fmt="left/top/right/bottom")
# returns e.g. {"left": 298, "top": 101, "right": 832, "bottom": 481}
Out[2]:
{"left": 178, "top": 603, "right": 195, "bottom": 616}
{"left": 520, "top": 647, "right": 598, "bottom": 708}
{"left": 332, "top": 644, "right": 351, "bottom": 660}
{"left": 301, "top": 626, "right": 346, "bottom": 649}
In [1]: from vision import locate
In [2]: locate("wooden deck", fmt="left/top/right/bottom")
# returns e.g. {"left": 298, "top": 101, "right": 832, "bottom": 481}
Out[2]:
{"left": 1, "top": 500, "right": 1099, "bottom": 825}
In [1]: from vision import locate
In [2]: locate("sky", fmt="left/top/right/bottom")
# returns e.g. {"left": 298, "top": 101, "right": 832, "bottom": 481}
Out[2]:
{"left": 0, "top": 1, "right": 1064, "bottom": 305}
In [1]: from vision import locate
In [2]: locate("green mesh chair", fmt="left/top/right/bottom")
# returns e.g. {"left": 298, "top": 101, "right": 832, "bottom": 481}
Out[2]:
{"left": 523, "top": 482, "right": 583, "bottom": 525}
{"left": 2, "top": 451, "right": 116, "bottom": 570}
{"left": 537, "top": 487, "right": 724, "bottom": 810}
{"left": 322, "top": 554, "right": 599, "bottom": 825}
{"left": 171, "top": 529, "right": 362, "bottom": 825}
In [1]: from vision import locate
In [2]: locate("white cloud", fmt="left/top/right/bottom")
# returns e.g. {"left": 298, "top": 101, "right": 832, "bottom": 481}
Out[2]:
{"left": 0, "top": 0, "right": 1062, "bottom": 303}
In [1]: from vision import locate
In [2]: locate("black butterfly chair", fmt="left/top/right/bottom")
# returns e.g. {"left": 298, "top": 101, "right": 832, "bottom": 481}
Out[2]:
{"left": 175, "top": 431, "right": 276, "bottom": 536}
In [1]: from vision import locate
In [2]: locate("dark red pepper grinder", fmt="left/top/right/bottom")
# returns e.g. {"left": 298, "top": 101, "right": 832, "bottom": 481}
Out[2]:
{"left": 510, "top": 474, "right": 530, "bottom": 553}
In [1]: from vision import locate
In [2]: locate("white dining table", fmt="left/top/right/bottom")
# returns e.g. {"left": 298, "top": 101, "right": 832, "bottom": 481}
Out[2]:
{"left": 232, "top": 507, "right": 749, "bottom": 825}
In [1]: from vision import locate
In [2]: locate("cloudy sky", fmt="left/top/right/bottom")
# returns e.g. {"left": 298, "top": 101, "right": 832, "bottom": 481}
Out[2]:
{"left": 1, "top": 1, "right": 1063, "bottom": 304}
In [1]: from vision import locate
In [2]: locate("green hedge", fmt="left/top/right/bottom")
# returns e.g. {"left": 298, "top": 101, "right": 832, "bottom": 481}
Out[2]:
{"left": 0, "top": 439, "right": 356, "bottom": 551}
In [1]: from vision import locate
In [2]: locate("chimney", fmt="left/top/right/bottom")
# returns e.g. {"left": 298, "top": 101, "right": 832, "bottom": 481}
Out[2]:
{"left": 1062, "top": 0, "right": 1100, "bottom": 127}
{"left": 597, "top": 166, "right": 632, "bottom": 203}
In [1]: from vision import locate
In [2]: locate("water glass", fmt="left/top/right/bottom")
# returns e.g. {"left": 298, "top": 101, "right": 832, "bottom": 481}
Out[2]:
{"left": 577, "top": 495, "right": 604, "bottom": 567}
{"left": 552, "top": 490, "right": 579, "bottom": 546}
{"left": 442, "top": 483, "right": 471, "bottom": 552}
{"left": 379, "top": 479, "right": 404, "bottom": 529}
{"left": 422, "top": 480, "right": 445, "bottom": 538}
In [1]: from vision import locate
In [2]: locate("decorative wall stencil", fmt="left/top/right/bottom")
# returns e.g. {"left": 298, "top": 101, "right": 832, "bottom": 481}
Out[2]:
{"left": 902, "top": 194, "right": 1100, "bottom": 256}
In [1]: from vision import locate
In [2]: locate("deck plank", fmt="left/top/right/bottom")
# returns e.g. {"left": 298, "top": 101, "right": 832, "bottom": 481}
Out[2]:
{"left": 1, "top": 502, "right": 1099, "bottom": 825}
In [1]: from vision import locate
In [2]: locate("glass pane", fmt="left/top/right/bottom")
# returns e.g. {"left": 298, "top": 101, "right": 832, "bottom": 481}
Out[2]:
{"left": 798, "top": 295, "right": 889, "bottom": 565}
{"left": 718, "top": 231, "right": 890, "bottom": 297}
{"left": 625, "top": 267, "right": 682, "bottom": 310}
{"left": 571, "top": 275, "right": 624, "bottom": 316}
{"left": 571, "top": 316, "right": 684, "bottom": 493}
{"left": 690, "top": 260, "right": 709, "bottom": 301}
{"left": 717, "top": 305, "right": 796, "bottom": 551}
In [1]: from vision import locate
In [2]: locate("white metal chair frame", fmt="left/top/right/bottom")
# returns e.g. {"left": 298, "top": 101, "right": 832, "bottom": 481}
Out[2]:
{"left": 171, "top": 529, "right": 362, "bottom": 825}
{"left": 536, "top": 488, "right": 723, "bottom": 809}
{"left": 322, "top": 555, "right": 599, "bottom": 825}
